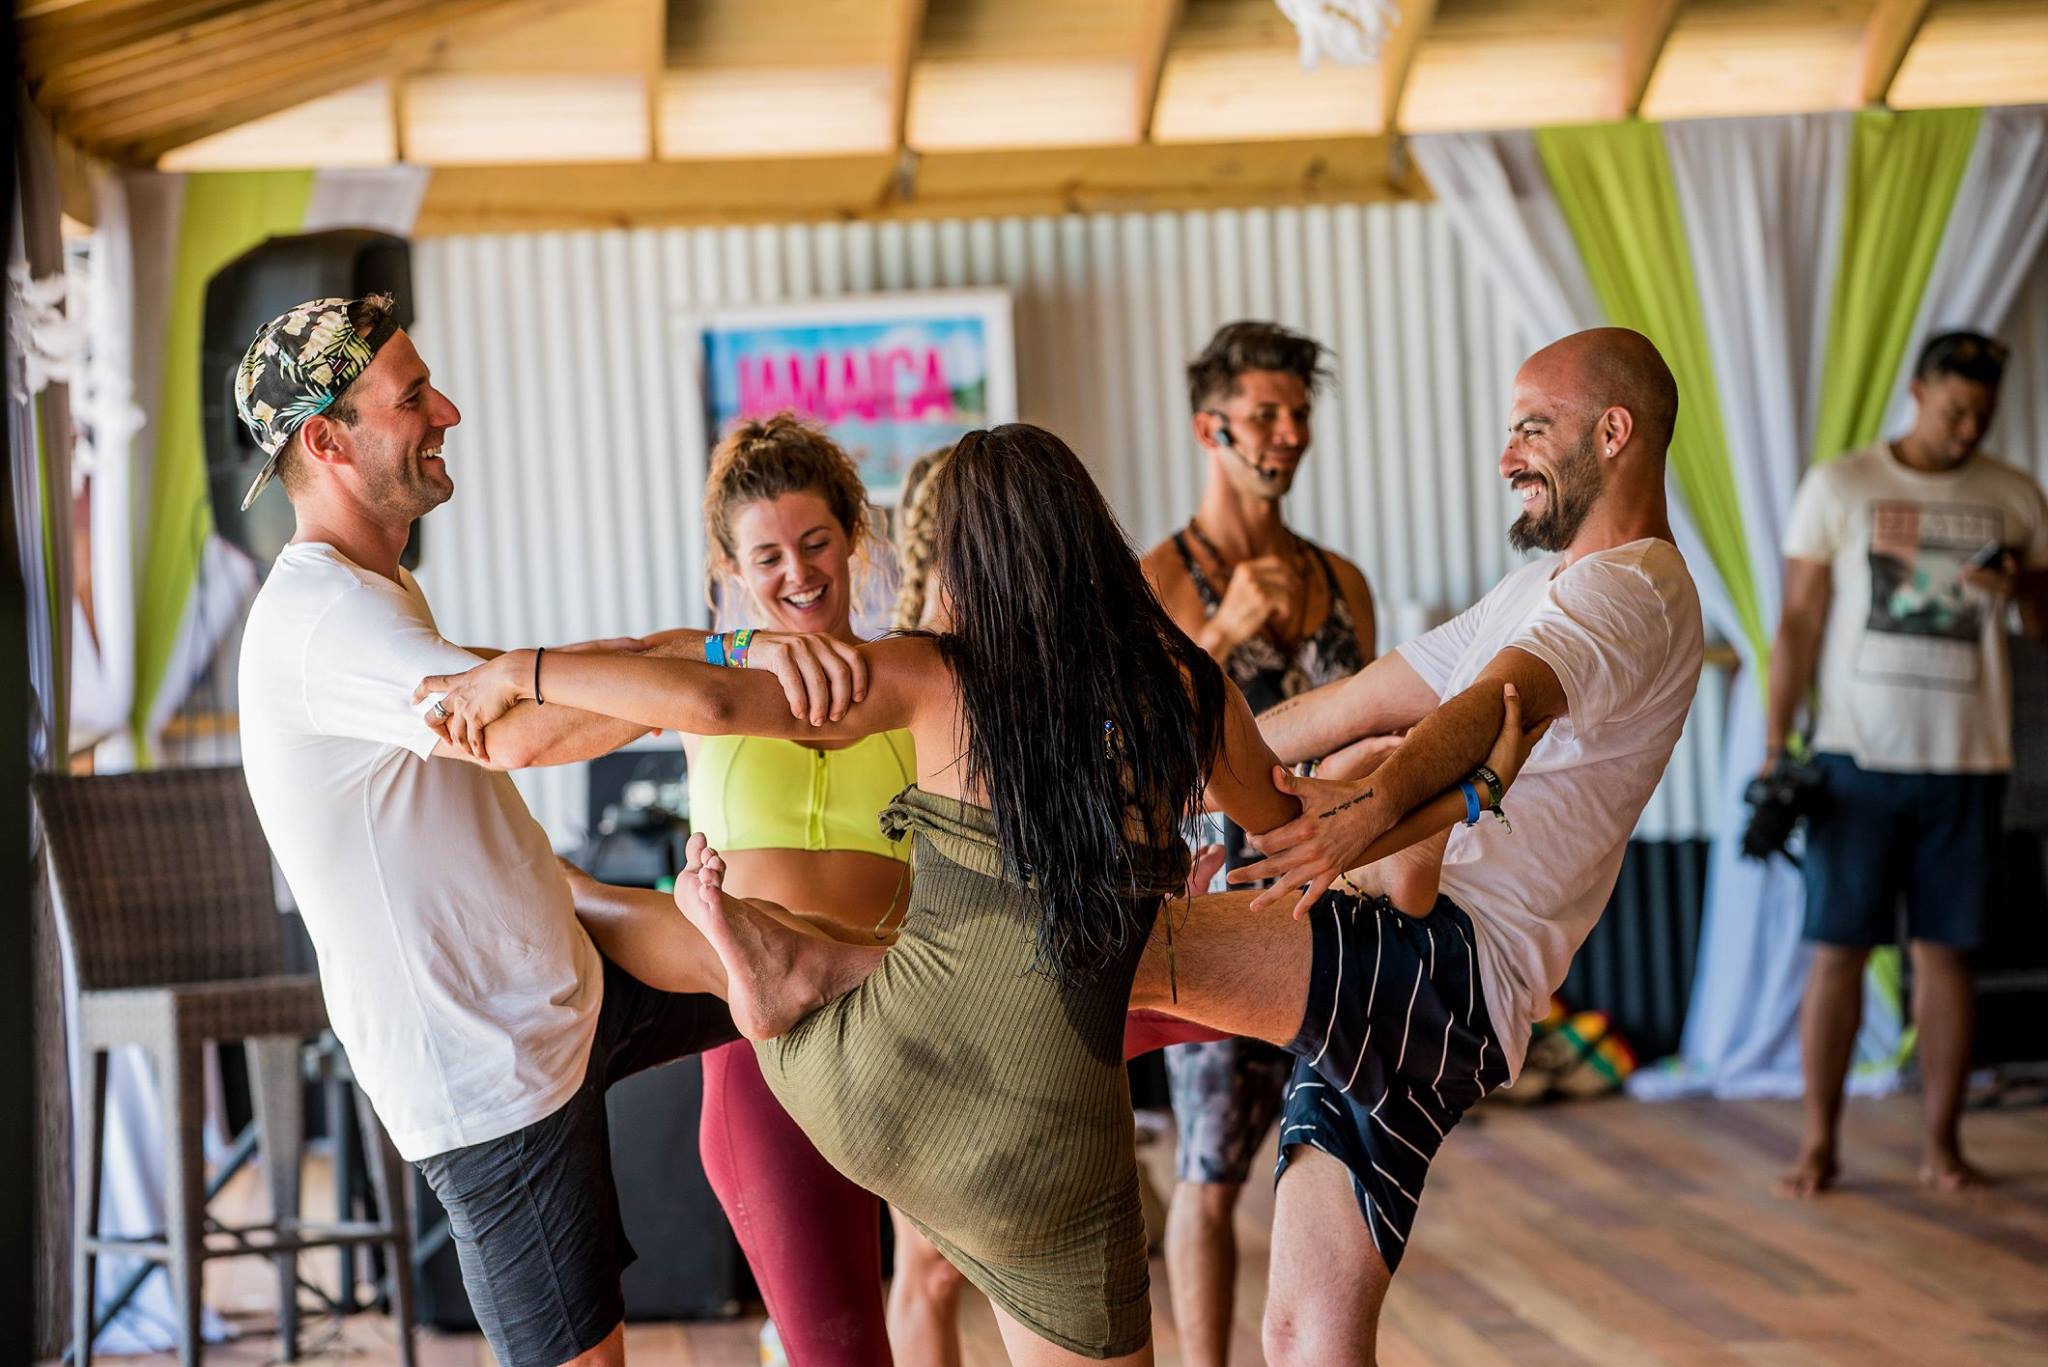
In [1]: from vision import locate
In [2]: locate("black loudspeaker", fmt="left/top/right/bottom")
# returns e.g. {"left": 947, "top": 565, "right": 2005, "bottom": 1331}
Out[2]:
{"left": 411, "top": 1056, "right": 748, "bottom": 1329}
{"left": 199, "top": 229, "right": 421, "bottom": 569}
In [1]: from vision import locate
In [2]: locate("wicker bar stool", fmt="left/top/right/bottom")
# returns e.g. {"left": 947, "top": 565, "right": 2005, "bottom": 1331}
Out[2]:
{"left": 33, "top": 767, "right": 417, "bottom": 1367}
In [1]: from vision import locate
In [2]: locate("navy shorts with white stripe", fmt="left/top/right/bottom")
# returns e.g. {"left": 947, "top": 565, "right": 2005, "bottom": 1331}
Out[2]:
{"left": 1275, "top": 889, "right": 1509, "bottom": 1271}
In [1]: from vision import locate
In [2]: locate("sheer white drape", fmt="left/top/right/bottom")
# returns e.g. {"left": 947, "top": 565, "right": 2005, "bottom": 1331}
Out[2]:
{"left": 1881, "top": 106, "right": 2048, "bottom": 438}
{"left": 1652, "top": 113, "right": 1906, "bottom": 1099}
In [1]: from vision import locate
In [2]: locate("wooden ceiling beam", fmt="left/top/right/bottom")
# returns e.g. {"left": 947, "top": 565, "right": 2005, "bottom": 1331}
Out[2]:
{"left": 886, "top": 0, "right": 930, "bottom": 152}
{"left": 643, "top": 0, "right": 666, "bottom": 159}
{"left": 1380, "top": 0, "right": 1439, "bottom": 133}
{"left": 1856, "top": 0, "right": 1934, "bottom": 105}
{"left": 1614, "top": 0, "right": 1683, "bottom": 119}
{"left": 19, "top": 0, "right": 246, "bottom": 73}
{"left": 39, "top": 0, "right": 439, "bottom": 109}
{"left": 78, "top": 0, "right": 574, "bottom": 164}
{"left": 1134, "top": 0, "right": 1185, "bottom": 142}
{"left": 414, "top": 134, "right": 1423, "bottom": 234}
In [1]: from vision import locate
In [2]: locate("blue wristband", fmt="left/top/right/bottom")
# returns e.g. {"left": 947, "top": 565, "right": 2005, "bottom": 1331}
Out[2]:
{"left": 704, "top": 632, "right": 727, "bottom": 668}
{"left": 1460, "top": 780, "right": 1481, "bottom": 826}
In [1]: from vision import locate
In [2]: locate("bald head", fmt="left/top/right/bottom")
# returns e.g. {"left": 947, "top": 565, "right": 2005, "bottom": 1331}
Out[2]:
{"left": 1521, "top": 327, "right": 1678, "bottom": 459}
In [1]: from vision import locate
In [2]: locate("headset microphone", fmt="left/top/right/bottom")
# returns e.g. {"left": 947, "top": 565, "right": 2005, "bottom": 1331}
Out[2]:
{"left": 1206, "top": 411, "right": 1281, "bottom": 485}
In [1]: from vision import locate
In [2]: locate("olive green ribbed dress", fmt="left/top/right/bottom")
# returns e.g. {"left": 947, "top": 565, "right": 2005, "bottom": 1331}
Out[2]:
{"left": 756, "top": 787, "right": 1188, "bottom": 1360}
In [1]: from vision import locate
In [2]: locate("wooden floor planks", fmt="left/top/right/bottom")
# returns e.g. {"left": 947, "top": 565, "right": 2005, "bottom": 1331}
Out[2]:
{"left": 43, "top": 1094, "right": 2047, "bottom": 1365}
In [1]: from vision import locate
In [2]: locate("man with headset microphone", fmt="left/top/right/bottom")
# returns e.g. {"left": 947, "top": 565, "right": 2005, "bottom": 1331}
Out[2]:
{"left": 1140, "top": 320, "right": 1378, "bottom": 1367}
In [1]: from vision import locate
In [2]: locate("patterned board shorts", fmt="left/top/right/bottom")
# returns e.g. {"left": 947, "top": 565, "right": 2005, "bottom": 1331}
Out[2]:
{"left": 1163, "top": 1035, "right": 1294, "bottom": 1184}
{"left": 1274, "top": 889, "right": 1509, "bottom": 1273}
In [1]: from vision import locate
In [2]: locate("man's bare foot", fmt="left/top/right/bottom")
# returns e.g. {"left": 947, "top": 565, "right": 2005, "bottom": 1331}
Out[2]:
{"left": 1919, "top": 1149, "right": 1988, "bottom": 1192}
{"left": 1774, "top": 1146, "right": 1839, "bottom": 1198}
{"left": 674, "top": 838, "right": 882, "bottom": 1039}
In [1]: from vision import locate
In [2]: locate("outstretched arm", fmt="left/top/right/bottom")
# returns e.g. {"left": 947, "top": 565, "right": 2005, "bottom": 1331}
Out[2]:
{"left": 1231, "top": 652, "right": 1566, "bottom": 914}
{"left": 1255, "top": 651, "right": 1439, "bottom": 765}
{"left": 458, "top": 634, "right": 689, "bottom": 769}
{"left": 420, "top": 633, "right": 925, "bottom": 764}
{"left": 1203, "top": 681, "right": 1305, "bottom": 835}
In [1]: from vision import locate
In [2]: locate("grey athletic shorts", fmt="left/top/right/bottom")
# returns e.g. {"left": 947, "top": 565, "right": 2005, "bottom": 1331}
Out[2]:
{"left": 413, "top": 955, "right": 737, "bottom": 1366}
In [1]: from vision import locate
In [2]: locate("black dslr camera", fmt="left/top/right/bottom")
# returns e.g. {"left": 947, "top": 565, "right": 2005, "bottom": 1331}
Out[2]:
{"left": 1741, "top": 752, "right": 1827, "bottom": 862}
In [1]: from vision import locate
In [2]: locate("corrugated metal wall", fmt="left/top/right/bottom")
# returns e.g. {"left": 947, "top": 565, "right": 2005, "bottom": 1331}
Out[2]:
{"left": 408, "top": 201, "right": 2048, "bottom": 847}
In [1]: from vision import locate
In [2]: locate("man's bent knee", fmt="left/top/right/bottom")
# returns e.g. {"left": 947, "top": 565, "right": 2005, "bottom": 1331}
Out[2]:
{"left": 561, "top": 1321, "right": 625, "bottom": 1367}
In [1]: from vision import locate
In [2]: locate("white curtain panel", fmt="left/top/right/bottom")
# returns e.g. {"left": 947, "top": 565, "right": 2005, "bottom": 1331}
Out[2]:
{"left": 1409, "top": 129, "right": 1602, "bottom": 342}
{"left": 1880, "top": 105, "right": 2048, "bottom": 438}
{"left": 1648, "top": 112, "right": 1902, "bottom": 1100}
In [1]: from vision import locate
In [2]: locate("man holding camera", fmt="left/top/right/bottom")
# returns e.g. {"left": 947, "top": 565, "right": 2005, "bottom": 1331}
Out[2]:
{"left": 1766, "top": 332, "right": 2048, "bottom": 1198}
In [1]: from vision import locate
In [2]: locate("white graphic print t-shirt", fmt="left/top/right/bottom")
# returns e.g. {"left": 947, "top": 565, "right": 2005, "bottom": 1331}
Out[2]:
{"left": 1784, "top": 442, "right": 2048, "bottom": 774}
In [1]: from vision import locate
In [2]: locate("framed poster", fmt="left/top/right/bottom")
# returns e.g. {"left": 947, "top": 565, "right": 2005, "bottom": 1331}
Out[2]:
{"left": 689, "top": 289, "right": 1017, "bottom": 505}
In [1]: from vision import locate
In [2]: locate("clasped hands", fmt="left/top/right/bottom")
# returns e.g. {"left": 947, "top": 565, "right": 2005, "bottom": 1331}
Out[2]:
{"left": 1232, "top": 683, "right": 1548, "bottom": 918}
{"left": 414, "top": 630, "right": 868, "bottom": 762}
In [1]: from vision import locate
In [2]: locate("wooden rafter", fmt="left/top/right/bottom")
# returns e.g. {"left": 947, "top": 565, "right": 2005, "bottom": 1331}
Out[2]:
{"left": 643, "top": 0, "right": 667, "bottom": 159}
{"left": 1615, "top": 0, "right": 1683, "bottom": 119}
{"left": 28, "top": 0, "right": 574, "bottom": 164}
{"left": 1379, "top": 0, "right": 1438, "bottom": 133}
{"left": 1134, "top": 0, "right": 1184, "bottom": 142}
{"left": 415, "top": 134, "right": 1422, "bottom": 234}
{"left": 1856, "top": 0, "right": 1934, "bottom": 105}
{"left": 19, "top": 0, "right": 231, "bottom": 66}
{"left": 887, "top": 0, "right": 930, "bottom": 151}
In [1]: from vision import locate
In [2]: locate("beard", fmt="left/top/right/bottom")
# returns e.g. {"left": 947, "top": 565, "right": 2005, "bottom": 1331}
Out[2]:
{"left": 1508, "top": 429, "right": 1602, "bottom": 554}
{"left": 359, "top": 429, "right": 451, "bottom": 523}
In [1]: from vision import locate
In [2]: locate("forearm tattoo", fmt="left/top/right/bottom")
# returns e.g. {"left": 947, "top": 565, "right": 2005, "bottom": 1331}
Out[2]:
{"left": 1260, "top": 695, "right": 1306, "bottom": 721}
{"left": 1318, "top": 788, "right": 1374, "bottom": 820}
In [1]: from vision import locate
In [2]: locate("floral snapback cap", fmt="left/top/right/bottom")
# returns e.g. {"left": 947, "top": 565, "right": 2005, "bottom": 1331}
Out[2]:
{"left": 233, "top": 293, "right": 399, "bottom": 509}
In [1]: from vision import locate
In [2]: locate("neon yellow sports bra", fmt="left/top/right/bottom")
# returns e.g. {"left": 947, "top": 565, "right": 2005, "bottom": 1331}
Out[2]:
{"left": 688, "top": 731, "right": 917, "bottom": 862}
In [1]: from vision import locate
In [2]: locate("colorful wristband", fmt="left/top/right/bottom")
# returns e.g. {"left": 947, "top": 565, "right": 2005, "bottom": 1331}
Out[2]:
{"left": 730, "top": 627, "right": 755, "bottom": 668}
{"left": 1459, "top": 780, "right": 1482, "bottom": 826}
{"left": 1471, "top": 764, "right": 1504, "bottom": 810}
{"left": 704, "top": 632, "right": 728, "bottom": 668}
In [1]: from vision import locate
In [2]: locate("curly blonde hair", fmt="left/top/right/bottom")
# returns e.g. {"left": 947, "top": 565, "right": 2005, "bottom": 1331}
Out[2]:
{"left": 703, "top": 413, "right": 872, "bottom": 616}
{"left": 890, "top": 445, "right": 953, "bottom": 631}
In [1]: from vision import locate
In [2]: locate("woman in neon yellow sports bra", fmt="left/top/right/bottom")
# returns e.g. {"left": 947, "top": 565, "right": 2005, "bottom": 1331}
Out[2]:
{"left": 574, "top": 417, "right": 961, "bottom": 1367}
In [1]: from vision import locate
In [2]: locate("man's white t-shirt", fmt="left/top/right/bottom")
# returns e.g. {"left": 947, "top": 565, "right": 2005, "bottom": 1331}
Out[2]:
{"left": 1397, "top": 538, "right": 1703, "bottom": 1079}
{"left": 239, "top": 543, "right": 602, "bottom": 1161}
{"left": 1783, "top": 441, "right": 2048, "bottom": 774}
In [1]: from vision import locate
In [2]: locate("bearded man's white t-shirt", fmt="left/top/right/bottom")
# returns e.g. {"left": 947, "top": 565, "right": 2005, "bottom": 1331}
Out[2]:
{"left": 239, "top": 543, "right": 601, "bottom": 1161}
{"left": 1397, "top": 538, "right": 1703, "bottom": 1078}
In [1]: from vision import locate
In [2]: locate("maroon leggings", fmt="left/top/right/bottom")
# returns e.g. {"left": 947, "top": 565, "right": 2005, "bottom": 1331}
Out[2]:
{"left": 699, "top": 1040, "right": 893, "bottom": 1366}
{"left": 697, "top": 1016, "right": 1224, "bottom": 1365}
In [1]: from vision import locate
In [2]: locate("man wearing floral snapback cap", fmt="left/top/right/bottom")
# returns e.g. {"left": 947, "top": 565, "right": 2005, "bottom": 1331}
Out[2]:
{"left": 233, "top": 295, "right": 864, "bottom": 1366}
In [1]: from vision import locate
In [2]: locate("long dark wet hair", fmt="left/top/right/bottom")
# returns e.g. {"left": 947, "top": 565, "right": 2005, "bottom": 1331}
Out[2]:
{"left": 927, "top": 424, "right": 1226, "bottom": 986}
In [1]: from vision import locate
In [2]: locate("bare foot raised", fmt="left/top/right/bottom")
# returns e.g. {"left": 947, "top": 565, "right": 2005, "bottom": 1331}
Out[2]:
{"left": 1774, "top": 1146, "right": 1839, "bottom": 1198}
{"left": 1920, "top": 1149, "right": 1988, "bottom": 1192}
{"left": 675, "top": 835, "right": 883, "bottom": 1040}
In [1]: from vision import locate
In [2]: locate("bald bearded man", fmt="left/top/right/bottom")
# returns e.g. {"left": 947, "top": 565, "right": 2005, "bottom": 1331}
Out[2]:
{"left": 1127, "top": 327, "right": 1706, "bottom": 1363}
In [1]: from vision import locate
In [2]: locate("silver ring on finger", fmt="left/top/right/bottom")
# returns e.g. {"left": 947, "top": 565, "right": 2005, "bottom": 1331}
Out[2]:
{"left": 430, "top": 700, "right": 450, "bottom": 721}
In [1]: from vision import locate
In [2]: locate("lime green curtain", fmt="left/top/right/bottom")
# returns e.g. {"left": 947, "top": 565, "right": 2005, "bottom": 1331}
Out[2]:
{"left": 1810, "top": 108, "right": 1980, "bottom": 466}
{"left": 131, "top": 170, "right": 313, "bottom": 755}
{"left": 1533, "top": 121, "right": 1767, "bottom": 664}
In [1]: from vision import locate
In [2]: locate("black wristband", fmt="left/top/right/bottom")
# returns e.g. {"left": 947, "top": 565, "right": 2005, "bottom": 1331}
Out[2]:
{"left": 534, "top": 645, "right": 546, "bottom": 706}
{"left": 1471, "top": 764, "right": 1504, "bottom": 810}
